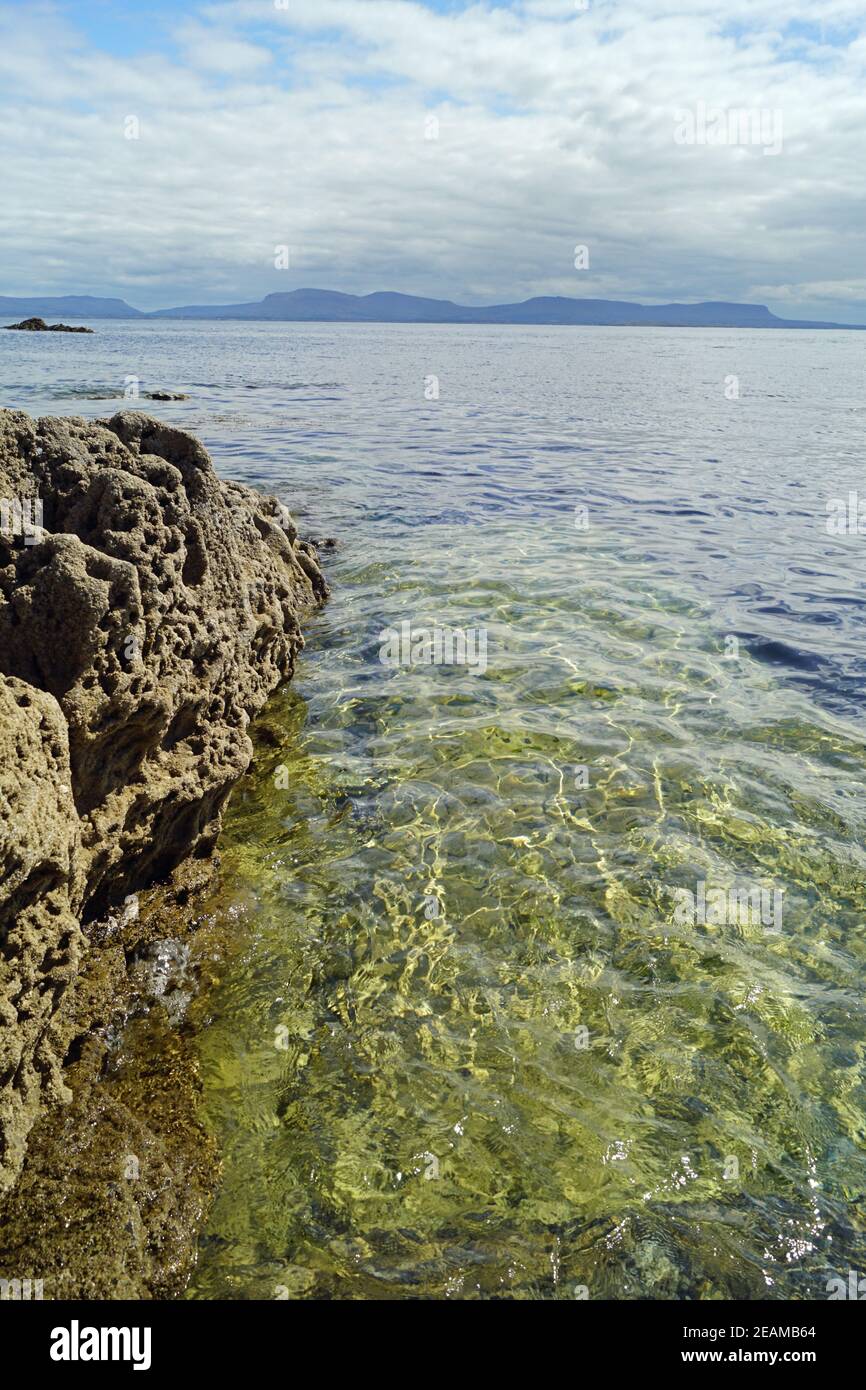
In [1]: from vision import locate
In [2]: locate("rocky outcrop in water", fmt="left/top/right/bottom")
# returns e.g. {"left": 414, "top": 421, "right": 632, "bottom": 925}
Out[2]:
{"left": 0, "top": 408, "right": 327, "bottom": 1197}
{"left": 4, "top": 317, "right": 94, "bottom": 333}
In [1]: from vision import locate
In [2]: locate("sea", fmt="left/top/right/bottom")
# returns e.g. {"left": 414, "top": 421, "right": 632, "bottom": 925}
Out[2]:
{"left": 2, "top": 319, "right": 865, "bottom": 1299}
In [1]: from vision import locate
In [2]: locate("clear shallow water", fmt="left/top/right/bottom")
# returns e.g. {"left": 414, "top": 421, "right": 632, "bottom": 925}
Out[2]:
{"left": 3, "top": 321, "right": 866, "bottom": 1299}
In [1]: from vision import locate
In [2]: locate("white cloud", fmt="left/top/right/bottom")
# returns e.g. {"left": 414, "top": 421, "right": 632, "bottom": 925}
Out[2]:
{"left": 174, "top": 20, "right": 272, "bottom": 73}
{"left": 751, "top": 279, "right": 866, "bottom": 304}
{"left": 0, "top": 0, "right": 864, "bottom": 318}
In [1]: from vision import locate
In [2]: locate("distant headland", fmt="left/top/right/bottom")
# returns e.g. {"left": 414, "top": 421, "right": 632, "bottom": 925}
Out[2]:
{"left": 0, "top": 290, "right": 862, "bottom": 330}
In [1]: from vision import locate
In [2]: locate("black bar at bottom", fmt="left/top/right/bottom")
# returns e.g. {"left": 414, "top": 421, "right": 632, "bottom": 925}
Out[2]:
{"left": 0, "top": 1294, "right": 856, "bottom": 1376}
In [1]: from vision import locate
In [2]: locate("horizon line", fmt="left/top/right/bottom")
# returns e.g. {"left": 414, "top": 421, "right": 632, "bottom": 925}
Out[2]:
{"left": 2, "top": 287, "right": 864, "bottom": 331}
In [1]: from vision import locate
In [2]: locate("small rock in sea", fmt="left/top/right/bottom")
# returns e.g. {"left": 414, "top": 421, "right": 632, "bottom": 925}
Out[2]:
{"left": 144, "top": 390, "right": 189, "bottom": 401}
{"left": 311, "top": 536, "right": 339, "bottom": 549}
{"left": 4, "top": 317, "right": 94, "bottom": 333}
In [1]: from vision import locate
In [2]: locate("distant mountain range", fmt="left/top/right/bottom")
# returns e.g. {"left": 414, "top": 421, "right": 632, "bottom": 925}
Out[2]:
{"left": 0, "top": 295, "right": 145, "bottom": 320}
{"left": 0, "top": 290, "right": 861, "bottom": 329}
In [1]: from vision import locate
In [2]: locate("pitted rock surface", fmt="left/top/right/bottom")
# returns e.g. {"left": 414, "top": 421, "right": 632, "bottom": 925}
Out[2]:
{"left": 0, "top": 409, "right": 327, "bottom": 1192}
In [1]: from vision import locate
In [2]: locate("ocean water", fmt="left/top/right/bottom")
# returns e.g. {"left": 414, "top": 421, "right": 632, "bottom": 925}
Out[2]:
{"left": 3, "top": 321, "right": 866, "bottom": 1300}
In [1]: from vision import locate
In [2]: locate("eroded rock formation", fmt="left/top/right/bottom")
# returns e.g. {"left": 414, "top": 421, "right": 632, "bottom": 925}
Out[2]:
{"left": 0, "top": 409, "right": 327, "bottom": 1197}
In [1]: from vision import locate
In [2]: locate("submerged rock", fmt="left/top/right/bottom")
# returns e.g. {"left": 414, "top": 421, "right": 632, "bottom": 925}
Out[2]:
{"left": 0, "top": 409, "right": 328, "bottom": 1203}
{"left": 4, "top": 317, "right": 94, "bottom": 333}
{"left": 144, "top": 391, "right": 188, "bottom": 401}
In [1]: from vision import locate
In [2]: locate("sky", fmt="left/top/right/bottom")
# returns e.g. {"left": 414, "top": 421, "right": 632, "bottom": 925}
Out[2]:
{"left": 1, "top": 0, "right": 865, "bottom": 319}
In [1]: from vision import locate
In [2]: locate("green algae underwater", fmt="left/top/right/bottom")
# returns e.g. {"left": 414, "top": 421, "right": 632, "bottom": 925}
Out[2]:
{"left": 186, "top": 521, "right": 866, "bottom": 1301}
